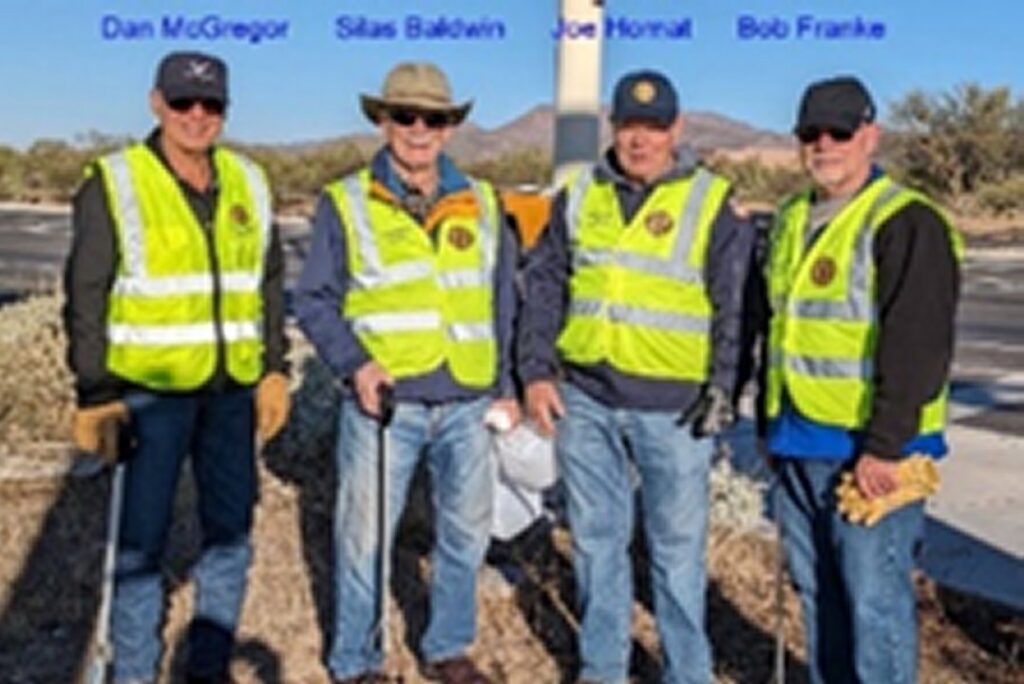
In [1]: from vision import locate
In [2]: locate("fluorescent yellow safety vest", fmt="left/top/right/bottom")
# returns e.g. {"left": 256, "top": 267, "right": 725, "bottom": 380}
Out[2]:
{"left": 765, "top": 174, "right": 963, "bottom": 433}
{"left": 556, "top": 167, "right": 731, "bottom": 381}
{"left": 97, "top": 143, "right": 271, "bottom": 390}
{"left": 326, "top": 169, "right": 500, "bottom": 388}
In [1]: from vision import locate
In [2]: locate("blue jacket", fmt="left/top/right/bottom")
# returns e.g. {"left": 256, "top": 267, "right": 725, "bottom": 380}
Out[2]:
{"left": 517, "top": 146, "right": 755, "bottom": 411}
{"left": 294, "top": 148, "right": 517, "bottom": 402}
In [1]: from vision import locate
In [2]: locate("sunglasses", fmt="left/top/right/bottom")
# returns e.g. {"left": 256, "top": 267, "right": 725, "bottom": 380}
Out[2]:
{"left": 796, "top": 125, "right": 859, "bottom": 144}
{"left": 386, "top": 108, "right": 452, "bottom": 129}
{"left": 167, "top": 97, "right": 226, "bottom": 116}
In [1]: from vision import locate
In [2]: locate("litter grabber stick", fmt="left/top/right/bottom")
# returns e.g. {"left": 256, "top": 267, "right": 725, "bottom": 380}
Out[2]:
{"left": 84, "top": 392, "right": 149, "bottom": 684}
{"left": 373, "top": 383, "right": 397, "bottom": 658}
{"left": 772, "top": 477, "right": 786, "bottom": 684}
{"left": 84, "top": 461, "right": 124, "bottom": 684}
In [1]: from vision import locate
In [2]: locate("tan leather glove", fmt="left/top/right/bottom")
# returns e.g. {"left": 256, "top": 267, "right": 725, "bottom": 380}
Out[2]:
{"left": 836, "top": 456, "right": 940, "bottom": 526}
{"left": 72, "top": 401, "right": 129, "bottom": 464}
{"left": 256, "top": 372, "right": 290, "bottom": 442}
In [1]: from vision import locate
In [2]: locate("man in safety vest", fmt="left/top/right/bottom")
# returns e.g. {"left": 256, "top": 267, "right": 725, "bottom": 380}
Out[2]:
{"left": 63, "top": 51, "right": 290, "bottom": 683}
{"left": 294, "top": 62, "right": 518, "bottom": 684}
{"left": 764, "top": 76, "right": 961, "bottom": 683}
{"left": 520, "top": 71, "right": 754, "bottom": 683}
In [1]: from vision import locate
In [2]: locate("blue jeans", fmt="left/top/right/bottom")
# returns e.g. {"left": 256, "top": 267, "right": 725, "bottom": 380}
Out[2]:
{"left": 557, "top": 383, "right": 713, "bottom": 684}
{"left": 112, "top": 388, "right": 257, "bottom": 683}
{"left": 776, "top": 458, "right": 925, "bottom": 684}
{"left": 328, "top": 396, "right": 493, "bottom": 679}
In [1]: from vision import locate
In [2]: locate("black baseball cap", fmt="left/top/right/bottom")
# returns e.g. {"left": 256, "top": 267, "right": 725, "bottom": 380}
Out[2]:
{"left": 155, "top": 51, "right": 229, "bottom": 105}
{"left": 795, "top": 76, "right": 875, "bottom": 134}
{"left": 610, "top": 70, "right": 678, "bottom": 127}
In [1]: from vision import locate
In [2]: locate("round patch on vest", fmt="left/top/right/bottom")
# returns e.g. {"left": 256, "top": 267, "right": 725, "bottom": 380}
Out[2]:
{"left": 811, "top": 256, "right": 837, "bottom": 286}
{"left": 644, "top": 210, "right": 674, "bottom": 236}
{"left": 230, "top": 204, "right": 251, "bottom": 229}
{"left": 633, "top": 80, "right": 657, "bottom": 104}
{"left": 447, "top": 225, "right": 475, "bottom": 250}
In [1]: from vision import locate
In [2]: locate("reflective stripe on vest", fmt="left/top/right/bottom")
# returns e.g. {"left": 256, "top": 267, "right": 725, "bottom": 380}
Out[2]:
{"left": 556, "top": 167, "right": 729, "bottom": 381}
{"left": 108, "top": 320, "right": 260, "bottom": 345}
{"left": 765, "top": 175, "right": 962, "bottom": 433}
{"left": 99, "top": 144, "right": 270, "bottom": 390}
{"left": 329, "top": 169, "right": 499, "bottom": 385}
{"left": 569, "top": 299, "right": 711, "bottom": 334}
{"left": 566, "top": 167, "right": 714, "bottom": 285}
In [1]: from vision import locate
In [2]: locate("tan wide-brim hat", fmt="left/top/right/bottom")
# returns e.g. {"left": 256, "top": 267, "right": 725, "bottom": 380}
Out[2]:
{"left": 360, "top": 62, "right": 472, "bottom": 125}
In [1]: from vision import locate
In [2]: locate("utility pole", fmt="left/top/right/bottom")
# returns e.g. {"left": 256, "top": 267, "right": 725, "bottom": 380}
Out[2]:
{"left": 553, "top": 0, "right": 604, "bottom": 185}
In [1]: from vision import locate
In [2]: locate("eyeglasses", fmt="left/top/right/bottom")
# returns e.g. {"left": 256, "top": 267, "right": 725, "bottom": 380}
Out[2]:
{"left": 386, "top": 108, "right": 452, "bottom": 129}
{"left": 796, "top": 125, "right": 858, "bottom": 144}
{"left": 167, "top": 97, "right": 226, "bottom": 116}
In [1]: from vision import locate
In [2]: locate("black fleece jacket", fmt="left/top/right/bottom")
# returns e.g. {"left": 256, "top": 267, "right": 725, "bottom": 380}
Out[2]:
{"left": 745, "top": 186, "right": 961, "bottom": 459}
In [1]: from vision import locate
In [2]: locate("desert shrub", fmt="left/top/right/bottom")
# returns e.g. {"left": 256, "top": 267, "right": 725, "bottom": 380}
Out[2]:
{"left": 465, "top": 147, "right": 552, "bottom": 187}
{"left": 974, "top": 174, "right": 1024, "bottom": 215}
{"left": 887, "top": 83, "right": 1024, "bottom": 201}
{"left": 708, "top": 156, "right": 807, "bottom": 204}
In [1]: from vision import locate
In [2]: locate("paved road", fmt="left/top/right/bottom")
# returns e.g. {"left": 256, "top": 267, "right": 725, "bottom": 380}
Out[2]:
{"left": 0, "top": 205, "right": 310, "bottom": 304}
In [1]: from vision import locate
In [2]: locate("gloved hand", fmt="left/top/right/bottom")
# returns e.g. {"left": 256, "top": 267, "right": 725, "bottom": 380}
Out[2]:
{"left": 836, "top": 455, "right": 940, "bottom": 526}
{"left": 72, "top": 400, "right": 129, "bottom": 464}
{"left": 677, "top": 385, "right": 735, "bottom": 438}
{"left": 256, "top": 372, "right": 291, "bottom": 442}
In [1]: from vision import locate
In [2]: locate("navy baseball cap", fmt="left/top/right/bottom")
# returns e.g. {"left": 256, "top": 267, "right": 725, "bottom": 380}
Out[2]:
{"left": 610, "top": 70, "right": 678, "bottom": 127}
{"left": 155, "top": 51, "right": 229, "bottom": 105}
{"left": 795, "top": 76, "right": 875, "bottom": 133}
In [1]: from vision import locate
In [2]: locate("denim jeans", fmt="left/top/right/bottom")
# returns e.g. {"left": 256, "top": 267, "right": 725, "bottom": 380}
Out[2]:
{"left": 776, "top": 457, "right": 925, "bottom": 684}
{"left": 328, "top": 396, "right": 493, "bottom": 679}
{"left": 112, "top": 388, "right": 257, "bottom": 683}
{"left": 557, "top": 383, "right": 713, "bottom": 684}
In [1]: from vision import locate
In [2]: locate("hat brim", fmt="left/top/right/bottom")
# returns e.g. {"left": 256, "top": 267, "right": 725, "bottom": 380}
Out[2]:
{"left": 360, "top": 94, "right": 471, "bottom": 126}
{"left": 158, "top": 83, "right": 228, "bottom": 106}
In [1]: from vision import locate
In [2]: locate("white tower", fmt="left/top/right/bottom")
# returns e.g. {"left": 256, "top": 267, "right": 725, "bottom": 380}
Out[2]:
{"left": 553, "top": 0, "right": 604, "bottom": 185}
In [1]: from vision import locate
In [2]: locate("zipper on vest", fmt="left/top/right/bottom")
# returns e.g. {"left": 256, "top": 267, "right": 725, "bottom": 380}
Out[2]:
{"left": 202, "top": 217, "right": 227, "bottom": 377}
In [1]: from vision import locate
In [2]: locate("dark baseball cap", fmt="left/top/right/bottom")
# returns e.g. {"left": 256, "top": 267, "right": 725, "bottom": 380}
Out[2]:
{"left": 155, "top": 51, "right": 229, "bottom": 105}
{"left": 795, "top": 76, "right": 875, "bottom": 134}
{"left": 610, "top": 70, "right": 678, "bottom": 127}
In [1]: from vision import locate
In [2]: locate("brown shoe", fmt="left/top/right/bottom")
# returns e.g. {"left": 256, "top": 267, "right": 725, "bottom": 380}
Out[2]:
{"left": 422, "top": 655, "right": 492, "bottom": 684}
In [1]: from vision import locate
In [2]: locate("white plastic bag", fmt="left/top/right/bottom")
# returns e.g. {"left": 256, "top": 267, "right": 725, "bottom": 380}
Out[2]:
{"left": 493, "top": 421, "right": 557, "bottom": 492}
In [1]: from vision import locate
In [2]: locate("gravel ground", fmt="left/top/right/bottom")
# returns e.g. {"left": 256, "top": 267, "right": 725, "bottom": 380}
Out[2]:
{"left": 0, "top": 441, "right": 1020, "bottom": 683}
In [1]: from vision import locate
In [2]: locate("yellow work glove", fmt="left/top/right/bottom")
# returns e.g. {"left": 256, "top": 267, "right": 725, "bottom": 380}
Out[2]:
{"left": 836, "top": 456, "right": 940, "bottom": 526}
{"left": 256, "top": 372, "right": 290, "bottom": 442}
{"left": 72, "top": 400, "right": 129, "bottom": 464}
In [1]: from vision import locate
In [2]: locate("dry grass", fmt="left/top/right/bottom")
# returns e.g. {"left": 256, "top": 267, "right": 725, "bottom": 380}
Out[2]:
{"left": 0, "top": 294, "right": 75, "bottom": 459}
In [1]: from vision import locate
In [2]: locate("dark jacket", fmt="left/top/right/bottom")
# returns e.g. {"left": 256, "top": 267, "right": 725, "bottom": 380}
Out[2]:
{"left": 863, "top": 198, "right": 961, "bottom": 456}
{"left": 293, "top": 148, "right": 517, "bottom": 402}
{"left": 62, "top": 130, "right": 288, "bottom": 406}
{"left": 517, "top": 146, "right": 755, "bottom": 412}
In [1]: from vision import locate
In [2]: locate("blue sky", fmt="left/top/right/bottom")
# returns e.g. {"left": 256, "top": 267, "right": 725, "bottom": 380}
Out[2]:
{"left": 0, "top": 0, "right": 1020, "bottom": 147}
